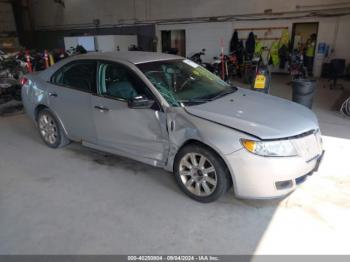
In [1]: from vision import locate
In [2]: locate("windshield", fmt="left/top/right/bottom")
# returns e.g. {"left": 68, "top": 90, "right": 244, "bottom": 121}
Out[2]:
{"left": 137, "top": 59, "right": 236, "bottom": 106}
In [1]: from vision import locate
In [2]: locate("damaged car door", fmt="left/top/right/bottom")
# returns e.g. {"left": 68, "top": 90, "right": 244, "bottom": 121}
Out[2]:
{"left": 90, "top": 61, "right": 169, "bottom": 165}
{"left": 47, "top": 60, "right": 97, "bottom": 142}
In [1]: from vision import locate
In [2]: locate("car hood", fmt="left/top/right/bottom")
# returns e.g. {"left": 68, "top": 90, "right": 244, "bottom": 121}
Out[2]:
{"left": 185, "top": 88, "right": 319, "bottom": 139}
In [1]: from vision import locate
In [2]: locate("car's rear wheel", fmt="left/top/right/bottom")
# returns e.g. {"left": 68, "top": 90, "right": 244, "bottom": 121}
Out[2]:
{"left": 174, "top": 144, "right": 231, "bottom": 203}
{"left": 37, "top": 109, "right": 69, "bottom": 148}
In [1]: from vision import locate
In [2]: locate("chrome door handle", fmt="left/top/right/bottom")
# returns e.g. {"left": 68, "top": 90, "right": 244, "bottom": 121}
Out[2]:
{"left": 94, "top": 105, "right": 109, "bottom": 112}
{"left": 48, "top": 92, "right": 58, "bottom": 97}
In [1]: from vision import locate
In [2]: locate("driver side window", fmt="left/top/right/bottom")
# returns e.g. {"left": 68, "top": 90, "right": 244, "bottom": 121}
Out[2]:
{"left": 98, "top": 62, "right": 151, "bottom": 101}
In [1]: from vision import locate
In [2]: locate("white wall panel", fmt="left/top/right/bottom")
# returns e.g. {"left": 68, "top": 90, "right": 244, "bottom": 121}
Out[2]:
{"left": 114, "top": 35, "right": 138, "bottom": 52}
{"left": 96, "top": 35, "right": 116, "bottom": 52}
{"left": 64, "top": 37, "right": 78, "bottom": 50}
{"left": 157, "top": 22, "right": 233, "bottom": 63}
{"left": 332, "top": 15, "right": 350, "bottom": 60}
{"left": 65, "top": 35, "right": 138, "bottom": 52}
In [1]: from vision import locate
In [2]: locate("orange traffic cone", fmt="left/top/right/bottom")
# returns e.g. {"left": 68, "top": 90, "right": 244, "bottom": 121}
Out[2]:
{"left": 25, "top": 50, "right": 33, "bottom": 73}
{"left": 44, "top": 49, "right": 49, "bottom": 69}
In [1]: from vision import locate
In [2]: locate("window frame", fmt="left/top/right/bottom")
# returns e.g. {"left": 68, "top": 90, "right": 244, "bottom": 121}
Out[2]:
{"left": 95, "top": 60, "right": 161, "bottom": 107}
{"left": 50, "top": 59, "right": 98, "bottom": 94}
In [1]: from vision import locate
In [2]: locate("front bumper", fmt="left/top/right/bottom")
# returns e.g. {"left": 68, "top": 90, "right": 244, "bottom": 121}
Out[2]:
{"left": 224, "top": 148, "right": 324, "bottom": 199}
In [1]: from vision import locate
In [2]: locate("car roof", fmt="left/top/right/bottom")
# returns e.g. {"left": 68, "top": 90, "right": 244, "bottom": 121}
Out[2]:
{"left": 35, "top": 51, "right": 184, "bottom": 82}
{"left": 79, "top": 51, "right": 183, "bottom": 64}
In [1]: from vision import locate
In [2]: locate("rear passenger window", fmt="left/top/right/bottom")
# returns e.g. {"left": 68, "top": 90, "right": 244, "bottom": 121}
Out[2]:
{"left": 51, "top": 61, "right": 96, "bottom": 92}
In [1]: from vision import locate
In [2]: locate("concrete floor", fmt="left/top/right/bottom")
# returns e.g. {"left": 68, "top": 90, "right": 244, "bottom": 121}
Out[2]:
{"left": 0, "top": 76, "right": 349, "bottom": 255}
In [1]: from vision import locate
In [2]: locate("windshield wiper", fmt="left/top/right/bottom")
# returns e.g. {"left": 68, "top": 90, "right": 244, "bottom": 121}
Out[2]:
{"left": 178, "top": 98, "right": 212, "bottom": 104}
{"left": 179, "top": 86, "right": 237, "bottom": 105}
{"left": 209, "top": 86, "right": 237, "bottom": 100}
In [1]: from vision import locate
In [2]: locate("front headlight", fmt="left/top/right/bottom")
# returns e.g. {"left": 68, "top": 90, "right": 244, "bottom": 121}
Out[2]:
{"left": 241, "top": 139, "right": 297, "bottom": 157}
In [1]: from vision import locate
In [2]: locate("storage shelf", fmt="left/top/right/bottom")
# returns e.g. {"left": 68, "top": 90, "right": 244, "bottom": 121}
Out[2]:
{"left": 236, "top": 27, "right": 288, "bottom": 31}
{"left": 241, "top": 37, "right": 281, "bottom": 40}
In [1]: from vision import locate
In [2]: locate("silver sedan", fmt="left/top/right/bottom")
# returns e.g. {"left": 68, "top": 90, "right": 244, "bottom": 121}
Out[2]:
{"left": 21, "top": 52, "right": 324, "bottom": 202}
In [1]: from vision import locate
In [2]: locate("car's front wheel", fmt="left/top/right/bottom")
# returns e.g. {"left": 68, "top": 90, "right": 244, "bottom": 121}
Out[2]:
{"left": 174, "top": 144, "right": 231, "bottom": 203}
{"left": 37, "top": 108, "right": 69, "bottom": 148}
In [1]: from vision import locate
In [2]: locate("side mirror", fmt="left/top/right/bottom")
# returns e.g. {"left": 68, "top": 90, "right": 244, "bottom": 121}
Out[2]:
{"left": 128, "top": 95, "right": 154, "bottom": 109}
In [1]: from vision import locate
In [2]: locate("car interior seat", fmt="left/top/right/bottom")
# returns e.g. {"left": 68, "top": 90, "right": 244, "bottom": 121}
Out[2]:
{"left": 104, "top": 66, "right": 137, "bottom": 100}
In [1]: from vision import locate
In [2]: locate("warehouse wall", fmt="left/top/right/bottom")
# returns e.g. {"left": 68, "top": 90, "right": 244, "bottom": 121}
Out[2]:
{"left": 29, "top": 0, "right": 350, "bottom": 69}
{"left": 33, "top": 25, "right": 155, "bottom": 51}
{"left": 156, "top": 22, "right": 232, "bottom": 61}
{"left": 0, "top": 2, "right": 19, "bottom": 51}
{"left": 144, "top": 0, "right": 350, "bottom": 20}
{"left": 333, "top": 15, "right": 350, "bottom": 62}
{"left": 31, "top": 0, "right": 349, "bottom": 28}
{"left": 156, "top": 15, "right": 350, "bottom": 62}
{"left": 0, "top": 2, "right": 16, "bottom": 33}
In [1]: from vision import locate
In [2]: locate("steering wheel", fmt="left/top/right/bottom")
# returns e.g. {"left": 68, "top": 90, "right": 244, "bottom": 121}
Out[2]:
{"left": 179, "top": 77, "right": 193, "bottom": 91}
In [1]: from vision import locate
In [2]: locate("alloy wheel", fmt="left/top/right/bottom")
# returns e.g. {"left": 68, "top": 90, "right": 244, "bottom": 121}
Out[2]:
{"left": 179, "top": 153, "right": 217, "bottom": 196}
{"left": 38, "top": 113, "right": 58, "bottom": 145}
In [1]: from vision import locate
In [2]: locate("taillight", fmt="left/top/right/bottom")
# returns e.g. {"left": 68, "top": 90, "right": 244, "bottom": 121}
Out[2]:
{"left": 20, "top": 77, "right": 28, "bottom": 86}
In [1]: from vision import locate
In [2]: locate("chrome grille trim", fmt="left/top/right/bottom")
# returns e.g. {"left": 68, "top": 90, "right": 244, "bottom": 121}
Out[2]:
{"left": 261, "top": 129, "right": 318, "bottom": 142}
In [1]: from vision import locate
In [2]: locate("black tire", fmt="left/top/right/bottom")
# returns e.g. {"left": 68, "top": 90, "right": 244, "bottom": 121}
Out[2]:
{"left": 174, "top": 144, "right": 232, "bottom": 203}
{"left": 37, "top": 108, "right": 70, "bottom": 148}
